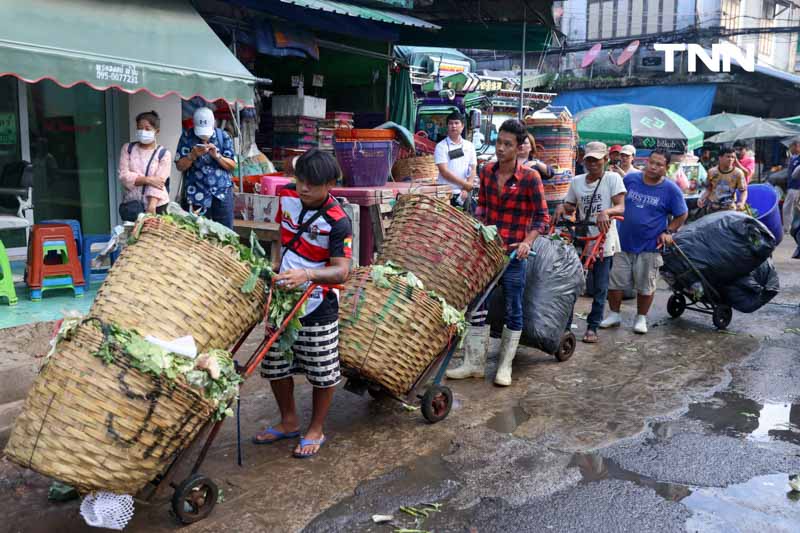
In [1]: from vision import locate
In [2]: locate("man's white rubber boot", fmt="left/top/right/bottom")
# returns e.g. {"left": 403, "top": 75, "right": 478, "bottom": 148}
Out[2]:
{"left": 446, "top": 325, "right": 490, "bottom": 380}
{"left": 634, "top": 315, "right": 648, "bottom": 334}
{"left": 600, "top": 311, "right": 621, "bottom": 329}
{"left": 494, "top": 326, "right": 522, "bottom": 387}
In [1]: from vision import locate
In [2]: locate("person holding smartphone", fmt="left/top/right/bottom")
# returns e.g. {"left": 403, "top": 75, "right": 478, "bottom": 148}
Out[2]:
{"left": 175, "top": 107, "right": 237, "bottom": 228}
{"left": 434, "top": 111, "right": 477, "bottom": 209}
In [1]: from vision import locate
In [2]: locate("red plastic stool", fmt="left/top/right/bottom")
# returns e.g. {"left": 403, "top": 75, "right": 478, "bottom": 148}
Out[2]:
{"left": 26, "top": 224, "right": 86, "bottom": 292}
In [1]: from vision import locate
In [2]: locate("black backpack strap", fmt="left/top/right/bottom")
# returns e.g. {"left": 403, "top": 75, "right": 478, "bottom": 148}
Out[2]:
{"left": 127, "top": 142, "right": 136, "bottom": 155}
{"left": 282, "top": 199, "right": 336, "bottom": 258}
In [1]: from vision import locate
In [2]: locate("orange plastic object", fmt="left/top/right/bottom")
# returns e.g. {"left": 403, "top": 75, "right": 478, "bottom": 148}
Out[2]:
{"left": 26, "top": 224, "right": 86, "bottom": 289}
{"left": 334, "top": 128, "right": 396, "bottom": 141}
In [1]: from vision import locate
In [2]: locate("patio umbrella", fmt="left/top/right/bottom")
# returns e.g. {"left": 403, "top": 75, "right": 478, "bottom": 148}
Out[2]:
{"left": 575, "top": 104, "right": 704, "bottom": 152}
{"left": 782, "top": 115, "right": 800, "bottom": 125}
{"left": 691, "top": 112, "right": 758, "bottom": 133}
{"left": 705, "top": 119, "right": 800, "bottom": 144}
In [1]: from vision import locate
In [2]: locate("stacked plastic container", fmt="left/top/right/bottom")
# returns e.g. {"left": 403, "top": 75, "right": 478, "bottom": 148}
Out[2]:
{"left": 525, "top": 107, "right": 577, "bottom": 214}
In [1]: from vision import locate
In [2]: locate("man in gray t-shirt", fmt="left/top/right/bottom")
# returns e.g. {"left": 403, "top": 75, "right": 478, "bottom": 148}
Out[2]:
{"left": 553, "top": 141, "right": 626, "bottom": 343}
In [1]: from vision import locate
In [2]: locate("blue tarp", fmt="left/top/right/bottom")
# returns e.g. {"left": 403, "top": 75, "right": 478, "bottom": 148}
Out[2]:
{"left": 553, "top": 84, "right": 717, "bottom": 121}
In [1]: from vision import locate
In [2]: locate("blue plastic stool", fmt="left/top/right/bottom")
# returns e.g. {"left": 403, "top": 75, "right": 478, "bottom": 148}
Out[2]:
{"left": 41, "top": 219, "right": 83, "bottom": 257}
{"left": 82, "top": 234, "right": 119, "bottom": 284}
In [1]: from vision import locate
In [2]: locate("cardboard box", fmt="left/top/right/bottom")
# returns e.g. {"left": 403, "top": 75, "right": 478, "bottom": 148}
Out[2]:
{"left": 272, "top": 95, "right": 326, "bottom": 119}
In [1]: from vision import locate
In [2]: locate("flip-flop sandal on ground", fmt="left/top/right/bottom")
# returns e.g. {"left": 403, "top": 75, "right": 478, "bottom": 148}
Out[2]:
{"left": 252, "top": 426, "right": 300, "bottom": 445}
{"left": 292, "top": 436, "right": 327, "bottom": 459}
{"left": 582, "top": 331, "right": 599, "bottom": 344}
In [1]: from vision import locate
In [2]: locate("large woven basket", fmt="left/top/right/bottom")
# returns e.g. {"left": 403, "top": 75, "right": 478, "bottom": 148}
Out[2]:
{"left": 392, "top": 155, "right": 438, "bottom": 181}
{"left": 90, "top": 218, "right": 266, "bottom": 353}
{"left": 4, "top": 323, "right": 214, "bottom": 494}
{"left": 377, "top": 195, "right": 506, "bottom": 310}
{"left": 338, "top": 268, "right": 452, "bottom": 397}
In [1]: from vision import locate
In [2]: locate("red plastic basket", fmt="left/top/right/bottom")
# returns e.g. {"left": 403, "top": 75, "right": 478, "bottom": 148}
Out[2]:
{"left": 334, "top": 140, "right": 400, "bottom": 187}
{"left": 334, "top": 128, "right": 396, "bottom": 141}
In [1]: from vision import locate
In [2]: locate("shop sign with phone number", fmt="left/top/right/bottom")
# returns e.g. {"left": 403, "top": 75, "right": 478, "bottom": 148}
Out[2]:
{"left": 95, "top": 63, "right": 140, "bottom": 85}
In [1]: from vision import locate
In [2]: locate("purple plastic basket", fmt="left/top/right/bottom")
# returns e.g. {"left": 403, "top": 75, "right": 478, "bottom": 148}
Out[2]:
{"left": 334, "top": 140, "right": 399, "bottom": 187}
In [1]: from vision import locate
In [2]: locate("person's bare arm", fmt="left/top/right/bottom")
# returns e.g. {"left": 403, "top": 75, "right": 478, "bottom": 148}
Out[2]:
{"left": 436, "top": 163, "right": 471, "bottom": 190}
{"left": 597, "top": 192, "right": 625, "bottom": 233}
{"left": 207, "top": 144, "right": 236, "bottom": 172}
{"left": 274, "top": 257, "right": 350, "bottom": 289}
{"left": 176, "top": 145, "right": 208, "bottom": 172}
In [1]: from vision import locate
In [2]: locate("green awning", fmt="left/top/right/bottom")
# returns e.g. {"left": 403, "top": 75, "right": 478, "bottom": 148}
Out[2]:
{"left": 418, "top": 105, "right": 460, "bottom": 115}
{"left": 0, "top": 0, "right": 257, "bottom": 105}
{"left": 278, "top": 0, "right": 439, "bottom": 29}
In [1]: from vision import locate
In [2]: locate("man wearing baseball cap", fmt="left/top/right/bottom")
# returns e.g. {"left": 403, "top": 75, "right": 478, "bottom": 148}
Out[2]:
{"left": 553, "top": 141, "right": 626, "bottom": 343}
{"left": 609, "top": 145, "right": 623, "bottom": 165}
{"left": 175, "top": 107, "right": 237, "bottom": 228}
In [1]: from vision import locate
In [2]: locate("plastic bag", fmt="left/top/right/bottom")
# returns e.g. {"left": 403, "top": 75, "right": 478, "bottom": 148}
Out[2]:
{"left": 721, "top": 259, "right": 780, "bottom": 313}
{"left": 661, "top": 210, "right": 776, "bottom": 289}
{"left": 487, "top": 238, "right": 584, "bottom": 354}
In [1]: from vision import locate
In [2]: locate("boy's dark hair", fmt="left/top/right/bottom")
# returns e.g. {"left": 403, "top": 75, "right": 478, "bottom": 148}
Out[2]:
{"left": 649, "top": 148, "right": 671, "bottom": 163}
{"left": 295, "top": 149, "right": 341, "bottom": 185}
{"left": 498, "top": 118, "right": 527, "bottom": 146}
{"left": 447, "top": 111, "right": 463, "bottom": 124}
{"left": 719, "top": 146, "right": 736, "bottom": 156}
{"left": 733, "top": 141, "right": 747, "bottom": 149}
{"left": 135, "top": 110, "right": 160, "bottom": 129}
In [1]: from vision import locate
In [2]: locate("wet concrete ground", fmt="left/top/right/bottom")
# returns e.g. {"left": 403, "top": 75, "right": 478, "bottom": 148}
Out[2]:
{"left": 1, "top": 240, "right": 799, "bottom": 532}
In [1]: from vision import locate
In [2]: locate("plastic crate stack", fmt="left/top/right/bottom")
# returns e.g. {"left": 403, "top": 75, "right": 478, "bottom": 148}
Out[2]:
{"left": 319, "top": 112, "right": 354, "bottom": 154}
{"left": 525, "top": 108, "right": 577, "bottom": 214}
{"left": 273, "top": 116, "right": 319, "bottom": 151}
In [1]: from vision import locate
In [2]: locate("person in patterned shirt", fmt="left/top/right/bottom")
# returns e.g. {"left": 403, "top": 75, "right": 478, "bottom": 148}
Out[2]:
{"left": 175, "top": 107, "right": 237, "bottom": 228}
{"left": 447, "top": 118, "right": 550, "bottom": 387}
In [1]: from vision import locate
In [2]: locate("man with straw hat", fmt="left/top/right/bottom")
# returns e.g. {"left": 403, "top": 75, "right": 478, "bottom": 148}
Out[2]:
{"left": 447, "top": 118, "right": 550, "bottom": 386}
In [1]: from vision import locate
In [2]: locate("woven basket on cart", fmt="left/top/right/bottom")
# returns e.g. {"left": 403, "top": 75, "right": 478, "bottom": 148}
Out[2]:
{"left": 392, "top": 155, "right": 438, "bottom": 181}
{"left": 377, "top": 195, "right": 506, "bottom": 310}
{"left": 4, "top": 323, "right": 215, "bottom": 494}
{"left": 90, "top": 217, "right": 266, "bottom": 353}
{"left": 338, "top": 268, "right": 452, "bottom": 397}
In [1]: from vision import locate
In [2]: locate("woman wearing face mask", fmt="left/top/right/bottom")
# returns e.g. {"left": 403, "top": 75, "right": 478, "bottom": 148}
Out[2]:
{"left": 118, "top": 110, "right": 171, "bottom": 218}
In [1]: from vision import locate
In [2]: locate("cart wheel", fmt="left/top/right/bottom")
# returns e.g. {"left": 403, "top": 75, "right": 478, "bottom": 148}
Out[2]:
{"left": 667, "top": 293, "right": 686, "bottom": 318}
{"left": 712, "top": 304, "right": 733, "bottom": 330}
{"left": 171, "top": 473, "right": 219, "bottom": 525}
{"left": 421, "top": 385, "right": 453, "bottom": 423}
{"left": 555, "top": 332, "right": 576, "bottom": 362}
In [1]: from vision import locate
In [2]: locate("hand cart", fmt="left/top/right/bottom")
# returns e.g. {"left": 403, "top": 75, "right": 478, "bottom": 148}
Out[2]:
{"left": 662, "top": 242, "right": 733, "bottom": 330}
{"left": 342, "top": 251, "right": 518, "bottom": 422}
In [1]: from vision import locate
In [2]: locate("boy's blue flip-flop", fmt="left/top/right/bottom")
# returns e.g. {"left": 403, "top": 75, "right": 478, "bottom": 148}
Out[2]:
{"left": 292, "top": 436, "right": 327, "bottom": 459}
{"left": 252, "top": 426, "right": 300, "bottom": 445}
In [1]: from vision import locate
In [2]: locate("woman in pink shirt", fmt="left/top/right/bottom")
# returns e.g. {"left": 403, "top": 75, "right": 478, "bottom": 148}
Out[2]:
{"left": 118, "top": 111, "right": 171, "bottom": 217}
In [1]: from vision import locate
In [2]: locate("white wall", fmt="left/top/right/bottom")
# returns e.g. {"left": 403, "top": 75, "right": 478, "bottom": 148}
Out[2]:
{"left": 128, "top": 93, "right": 183, "bottom": 201}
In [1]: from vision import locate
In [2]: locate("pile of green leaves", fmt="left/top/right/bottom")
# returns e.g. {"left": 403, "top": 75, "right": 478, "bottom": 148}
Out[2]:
{"left": 92, "top": 323, "right": 242, "bottom": 420}
{"left": 269, "top": 288, "right": 308, "bottom": 361}
{"left": 131, "top": 203, "right": 273, "bottom": 294}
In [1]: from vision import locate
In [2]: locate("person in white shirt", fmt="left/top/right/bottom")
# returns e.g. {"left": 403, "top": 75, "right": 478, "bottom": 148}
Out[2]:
{"left": 610, "top": 144, "right": 636, "bottom": 177}
{"left": 553, "top": 141, "right": 626, "bottom": 343}
{"left": 434, "top": 111, "right": 477, "bottom": 208}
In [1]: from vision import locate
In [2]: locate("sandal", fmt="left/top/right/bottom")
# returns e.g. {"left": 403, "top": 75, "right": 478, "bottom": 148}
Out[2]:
{"left": 582, "top": 330, "right": 599, "bottom": 344}
{"left": 252, "top": 426, "right": 300, "bottom": 445}
{"left": 292, "top": 436, "right": 327, "bottom": 459}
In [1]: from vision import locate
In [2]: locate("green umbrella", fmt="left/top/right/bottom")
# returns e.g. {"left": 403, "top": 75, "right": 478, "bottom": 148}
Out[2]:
{"left": 390, "top": 67, "right": 416, "bottom": 133}
{"left": 782, "top": 115, "right": 800, "bottom": 125}
{"left": 575, "top": 104, "right": 704, "bottom": 152}
{"left": 705, "top": 119, "right": 800, "bottom": 144}
{"left": 692, "top": 112, "right": 758, "bottom": 133}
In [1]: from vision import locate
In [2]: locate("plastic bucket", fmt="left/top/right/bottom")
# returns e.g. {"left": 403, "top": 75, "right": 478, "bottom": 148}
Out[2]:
{"left": 747, "top": 183, "right": 782, "bottom": 246}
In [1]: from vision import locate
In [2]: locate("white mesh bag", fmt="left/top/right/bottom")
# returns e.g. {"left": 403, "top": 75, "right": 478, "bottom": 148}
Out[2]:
{"left": 80, "top": 492, "right": 135, "bottom": 530}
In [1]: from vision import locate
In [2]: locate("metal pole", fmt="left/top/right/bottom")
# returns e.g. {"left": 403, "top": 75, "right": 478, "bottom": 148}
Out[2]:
{"left": 385, "top": 43, "right": 392, "bottom": 122}
{"left": 519, "top": 7, "right": 527, "bottom": 119}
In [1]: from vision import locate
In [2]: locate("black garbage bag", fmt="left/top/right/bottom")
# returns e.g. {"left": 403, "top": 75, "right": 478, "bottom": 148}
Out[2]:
{"left": 720, "top": 259, "right": 780, "bottom": 313}
{"left": 661, "top": 210, "right": 777, "bottom": 290}
{"left": 486, "top": 237, "right": 584, "bottom": 354}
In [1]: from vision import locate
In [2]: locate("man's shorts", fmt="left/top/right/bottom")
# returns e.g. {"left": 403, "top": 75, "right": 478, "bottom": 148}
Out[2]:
{"left": 609, "top": 251, "right": 663, "bottom": 296}
{"left": 260, "top": 319, "right": 341, "bottom": 388}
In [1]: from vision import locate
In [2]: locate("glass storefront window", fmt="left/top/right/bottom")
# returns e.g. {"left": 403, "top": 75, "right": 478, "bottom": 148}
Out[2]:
{"left": 27, "top": 80, "right": 110, "bottom": 234}
{"left": 0, "top": 77, "right": 25, "bottom": 248}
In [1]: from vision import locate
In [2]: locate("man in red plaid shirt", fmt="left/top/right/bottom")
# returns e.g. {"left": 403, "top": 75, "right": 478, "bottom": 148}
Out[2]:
{"left": 447, "top": 119, "right": 550, "bottom": 386}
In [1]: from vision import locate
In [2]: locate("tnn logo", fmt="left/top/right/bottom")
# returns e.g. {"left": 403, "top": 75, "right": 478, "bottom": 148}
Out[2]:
{"left": 653, "top": 43, "right": 756, "bottom": 73}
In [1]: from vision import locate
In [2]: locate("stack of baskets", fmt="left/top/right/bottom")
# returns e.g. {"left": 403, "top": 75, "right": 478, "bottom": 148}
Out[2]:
{"left": 337, "top": 195, "right": 505, "bottom": 397}
{"left": 334, "top": 129, "right": 399, "bottom": 187}
{"left": 525, "top": 113, "right": 578, "bottom": 213}
{"left": 391, "top": 154, "right": 438, "bottom": 183}
{"left": 4, "top": 217, "right": 267, "bottom": 494}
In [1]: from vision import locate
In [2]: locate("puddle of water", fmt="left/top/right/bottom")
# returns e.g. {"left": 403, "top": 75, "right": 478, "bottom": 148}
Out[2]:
{"left": 570, "top": 452, "right": 693, "bottom": 502}
{"left": 486, "top": 406, "right": 530, "bottom": 434}
{"left": 686, "top": 391, "right": 800, "bottom": 446}
{"left": 684, "top": 473, "right": 800, "bottom": 532}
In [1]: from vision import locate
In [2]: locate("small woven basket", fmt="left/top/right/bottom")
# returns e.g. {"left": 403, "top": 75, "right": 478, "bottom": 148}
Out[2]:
{"left": 392, "top": 155, "right": 438, "bottom": 181}
{"left": 338, "top": 268, "right": 452, "bottom": 397}
{"left": 90, "top": 217, "right": 266, "bottom": 353}
{"left": 4, "top": 323, "right": 214, "bottom": 494}
{"left": 377, "top": 195, "right": 506, "bottom": 310}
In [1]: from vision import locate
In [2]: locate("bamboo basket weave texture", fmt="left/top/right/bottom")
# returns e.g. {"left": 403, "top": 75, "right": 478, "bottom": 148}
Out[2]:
{"left": 392, "top": 155, "right": 438, "bottom": 181}
{"left": 4, "top": 323, "right": 214, "bottom": 494}
{"left": 338, "top": 268, "right": 452, "bottom": 397}
{"left": 90, "top": 218, "right": 266, "bottom": 353}
{"left": 377, "top": 195, "right": 506, "bottom": 310}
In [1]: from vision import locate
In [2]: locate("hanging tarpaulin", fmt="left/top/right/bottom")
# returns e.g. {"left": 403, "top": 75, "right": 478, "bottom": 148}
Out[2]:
{"left": 390, "top": 66, "right": 416, "bottom": 132}
{"left": 0, "top": 0, "right": 257, "bottom": 105}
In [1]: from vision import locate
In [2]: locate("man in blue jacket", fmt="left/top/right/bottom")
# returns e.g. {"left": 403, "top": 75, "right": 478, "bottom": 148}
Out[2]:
{"left": 601, "top": 148, "right": 688, "bottom": 334}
